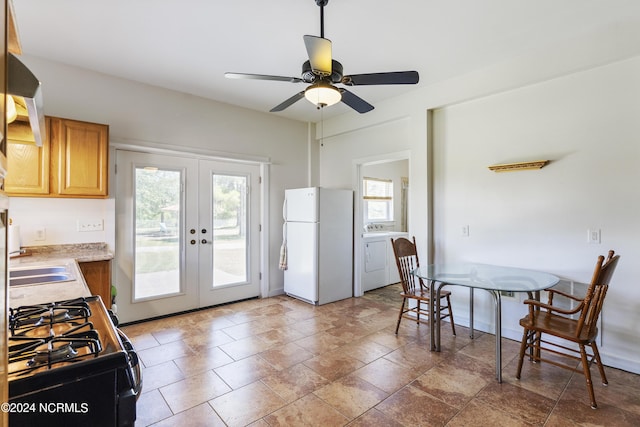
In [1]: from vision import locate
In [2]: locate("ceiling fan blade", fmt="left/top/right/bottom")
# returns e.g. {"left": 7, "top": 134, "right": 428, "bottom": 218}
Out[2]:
{"left": 270, "top": 91, "right": 306, "bottom": 112}
{"left": 303, "top": 35, "right": 332, "bottom": 75}
{"left": 342, "top": 71, "right": 419, "bottom": 86}
{"left": 339, "top": 89, "right": 374, "bottom": 114}
{"left": 225, "top": 72, "right": 302, "bottom": 83}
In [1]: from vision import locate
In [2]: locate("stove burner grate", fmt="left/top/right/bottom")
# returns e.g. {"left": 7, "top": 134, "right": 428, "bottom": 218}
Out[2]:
{"left": 28, "top": 342, "right": 79, "bottom": 367}
{"left": 9, "top": 330, "right": 103, "bottom": 376}
{"left": 9, "top": 322, "right": 102, "bottom": 373}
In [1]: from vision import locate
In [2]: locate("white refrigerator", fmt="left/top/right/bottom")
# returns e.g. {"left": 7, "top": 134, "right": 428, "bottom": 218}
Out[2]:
{"left": 283, "top": 187, "right": 353, "bottom": 305}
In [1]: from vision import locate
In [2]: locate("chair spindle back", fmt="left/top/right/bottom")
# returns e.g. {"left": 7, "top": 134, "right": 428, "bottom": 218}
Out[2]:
{"left": 391, "top": 237, "right": 422, "bottom": 294}
{"left": 576, "top": 251, "right": 620, "bottom": 338}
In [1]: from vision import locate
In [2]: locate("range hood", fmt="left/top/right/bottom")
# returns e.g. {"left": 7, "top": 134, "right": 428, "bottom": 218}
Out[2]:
{"left": 8, "top": 53, "right": 45, "bottom": 146}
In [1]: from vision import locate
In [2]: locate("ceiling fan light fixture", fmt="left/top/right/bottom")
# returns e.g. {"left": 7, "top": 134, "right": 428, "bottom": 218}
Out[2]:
{"left": 304, "top": 82, "right": 341, "bottom": 108}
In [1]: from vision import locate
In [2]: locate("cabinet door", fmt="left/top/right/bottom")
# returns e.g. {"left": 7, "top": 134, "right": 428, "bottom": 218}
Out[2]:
{"left": 51, "top": 118, "right": 108, "bottom": 197}
{"left": 5, "top": 119, "right": 50, "bottom": 195}
{"left": 79, "top": 260, "right": 112, "bottom": 309}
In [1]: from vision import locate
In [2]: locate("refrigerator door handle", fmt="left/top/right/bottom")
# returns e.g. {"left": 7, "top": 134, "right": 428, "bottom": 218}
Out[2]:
{"left": 282, "top": 198, "right": 287, "bottom": 221}
{"left": 279, "top": 223, "right": 288, "bottom": 270}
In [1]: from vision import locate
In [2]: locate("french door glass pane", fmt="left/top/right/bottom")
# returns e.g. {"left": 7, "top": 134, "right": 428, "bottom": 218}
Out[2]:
{"left": 212, "top": 174, "right": 248, "bottom": 287}
{"left": 134, "top": 167, "right": 181, "bottom": 299}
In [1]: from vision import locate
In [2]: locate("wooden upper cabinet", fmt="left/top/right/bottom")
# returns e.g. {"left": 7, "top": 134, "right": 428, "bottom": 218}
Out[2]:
{"left": 5, "top": 116, "right": 109, "bottom": 198}
{"left": 50, "top": 117, "right": 109, "bottom": 197}
{"left": 5, "top": 118, "right": 50, "bottom": 194}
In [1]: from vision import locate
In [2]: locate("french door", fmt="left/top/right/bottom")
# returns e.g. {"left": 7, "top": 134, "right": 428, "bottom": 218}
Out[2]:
{"left": 114, "top": 150, "right": 262, "bottom": 323}
{"left": 198, "top": 159, "right": 261, "bottom": 307}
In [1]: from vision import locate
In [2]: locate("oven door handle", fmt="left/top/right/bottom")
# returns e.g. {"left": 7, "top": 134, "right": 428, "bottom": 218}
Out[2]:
{"left": 117, "top": 328, "right": 143, "bottom": 397}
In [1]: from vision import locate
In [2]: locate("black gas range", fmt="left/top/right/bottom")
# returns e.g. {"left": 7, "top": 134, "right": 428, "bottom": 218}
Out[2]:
{"left": 7, "top": 296, "right": 142, "bottom": 427}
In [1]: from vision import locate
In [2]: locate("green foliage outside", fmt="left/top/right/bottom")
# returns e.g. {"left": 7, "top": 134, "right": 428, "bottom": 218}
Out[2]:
{"left": 134, "top": 169, "right": 246, "bottom": 274}
{"left": 135, "top": 168, "right": 180, "bottom": 226}
{"left": 213, "top": 174, "right": 245, "bottom": 227}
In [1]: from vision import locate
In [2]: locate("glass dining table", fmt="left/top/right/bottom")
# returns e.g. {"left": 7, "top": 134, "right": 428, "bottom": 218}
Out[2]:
{"left": 412, "top": 263, "right": 559, "bottom": 382}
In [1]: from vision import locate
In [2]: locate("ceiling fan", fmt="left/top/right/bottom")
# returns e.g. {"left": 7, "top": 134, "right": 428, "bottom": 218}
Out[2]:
{"left": 225, "top": 0, "right": 419, "bottom": 114}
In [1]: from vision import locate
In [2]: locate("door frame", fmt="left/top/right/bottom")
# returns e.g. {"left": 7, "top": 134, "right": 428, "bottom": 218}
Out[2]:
{"left": 352, "top": 150, "right": 411, "bottom": 297}
{"left": 112, "top": 143, "right": 270, "bottom": 320}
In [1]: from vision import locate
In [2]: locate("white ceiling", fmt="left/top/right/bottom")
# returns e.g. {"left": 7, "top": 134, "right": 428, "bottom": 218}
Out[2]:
{"left": 12, "top": 0, "right": 640, "bottom": 122}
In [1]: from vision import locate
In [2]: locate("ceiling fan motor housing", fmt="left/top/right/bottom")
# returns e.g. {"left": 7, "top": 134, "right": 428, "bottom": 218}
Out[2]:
{"left": 302, "top": 59, "right": 343, "bottom": 83}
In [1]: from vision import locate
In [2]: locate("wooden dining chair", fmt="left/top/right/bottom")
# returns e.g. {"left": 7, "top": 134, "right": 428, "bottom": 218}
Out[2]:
{"left": 390, "top": 236, "right": 455, "bottom": 335}
{"left": 516, "top": 250, "right": 620, "bottom": 409}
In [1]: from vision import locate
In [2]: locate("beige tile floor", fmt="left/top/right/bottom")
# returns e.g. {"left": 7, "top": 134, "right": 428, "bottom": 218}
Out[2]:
{"left": 121, "top": 284, "right": 640, "bottom": 426}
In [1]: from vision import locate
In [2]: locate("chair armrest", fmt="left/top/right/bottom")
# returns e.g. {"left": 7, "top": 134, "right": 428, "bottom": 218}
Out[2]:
{"left": 523, "top": 298, "right": 582, "bottom": 315}
{"left": 548, "top": 288, "right": 583, "bottom": 302}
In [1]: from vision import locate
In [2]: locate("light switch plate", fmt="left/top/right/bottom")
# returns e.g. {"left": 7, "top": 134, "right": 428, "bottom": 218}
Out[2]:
{"left": 587, "top": 229, "right": 601, "bottom": 244}
{"left": 78, "top": 219, "right": 104, "bottom": 232}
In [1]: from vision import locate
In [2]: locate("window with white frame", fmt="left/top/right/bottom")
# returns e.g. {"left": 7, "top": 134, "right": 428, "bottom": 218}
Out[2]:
{"left": 363, "top": 177, "right": 393, "bottom": 222}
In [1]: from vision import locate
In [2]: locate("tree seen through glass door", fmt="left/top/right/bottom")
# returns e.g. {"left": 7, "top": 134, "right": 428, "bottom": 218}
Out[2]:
{"left": 212, "top": 174, "right": 248, "bottom": 287}
{"left": 134, "top": 167, "right": 182, "bottom": 299}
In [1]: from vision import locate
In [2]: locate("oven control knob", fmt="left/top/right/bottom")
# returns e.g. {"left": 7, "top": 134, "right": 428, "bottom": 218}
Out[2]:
{"left": 190, "top": 239, "right": 196, "bottom": 245}
{"left": 201, "top": 228, "right": 207, "bottom": 234}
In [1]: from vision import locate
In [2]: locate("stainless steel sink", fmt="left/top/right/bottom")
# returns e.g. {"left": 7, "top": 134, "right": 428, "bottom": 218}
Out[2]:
{"left": 9, "top": 265, "right": 75, "bottom": 287}
{"left": 9, "top": 266, "right": 68, "bottom": 278}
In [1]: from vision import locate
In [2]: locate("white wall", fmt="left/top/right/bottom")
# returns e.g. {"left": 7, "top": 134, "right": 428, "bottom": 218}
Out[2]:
{"left": 318, "top": 56, "right": 640, "bottom": 373}
{"left": 11, "top": 55, "right": 310, "bottom": 296}
{"left": 9, "top": 198, "right": 112, "bottom": 247}
{"left": 432, "top": 57, "right": 640, "bottom": 372}
{"left": 319, "top": 117, "right": 420, "bottom": 235}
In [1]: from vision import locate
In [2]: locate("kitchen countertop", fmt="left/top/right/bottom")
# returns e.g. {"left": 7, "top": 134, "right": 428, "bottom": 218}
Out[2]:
{"left": 8, "top": 243, "right": 112, "bottom": 308}
{"left": 8, "top": 258, "right": 91, "bottom": 307}
{"left": 10, "top": 242, "right": 113, "bottom": 265}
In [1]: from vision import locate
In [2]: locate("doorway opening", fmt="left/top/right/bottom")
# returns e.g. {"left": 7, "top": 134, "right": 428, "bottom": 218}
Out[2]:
{"left": 353, "top": 151, "right": 410, "bottom": 297}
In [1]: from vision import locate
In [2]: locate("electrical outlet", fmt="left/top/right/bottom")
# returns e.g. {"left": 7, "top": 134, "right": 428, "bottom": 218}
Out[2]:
{"left": 35, "top": 228, "right": 46, "bottom": 241}
{"left": 587, "top": 229, "right": 601, "bottom": 244}
{"left": 461, "top": 225, "right": 470, "bottom": 237}
{"left": 77, "top": 219, "right": 104, "bottom": 232}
